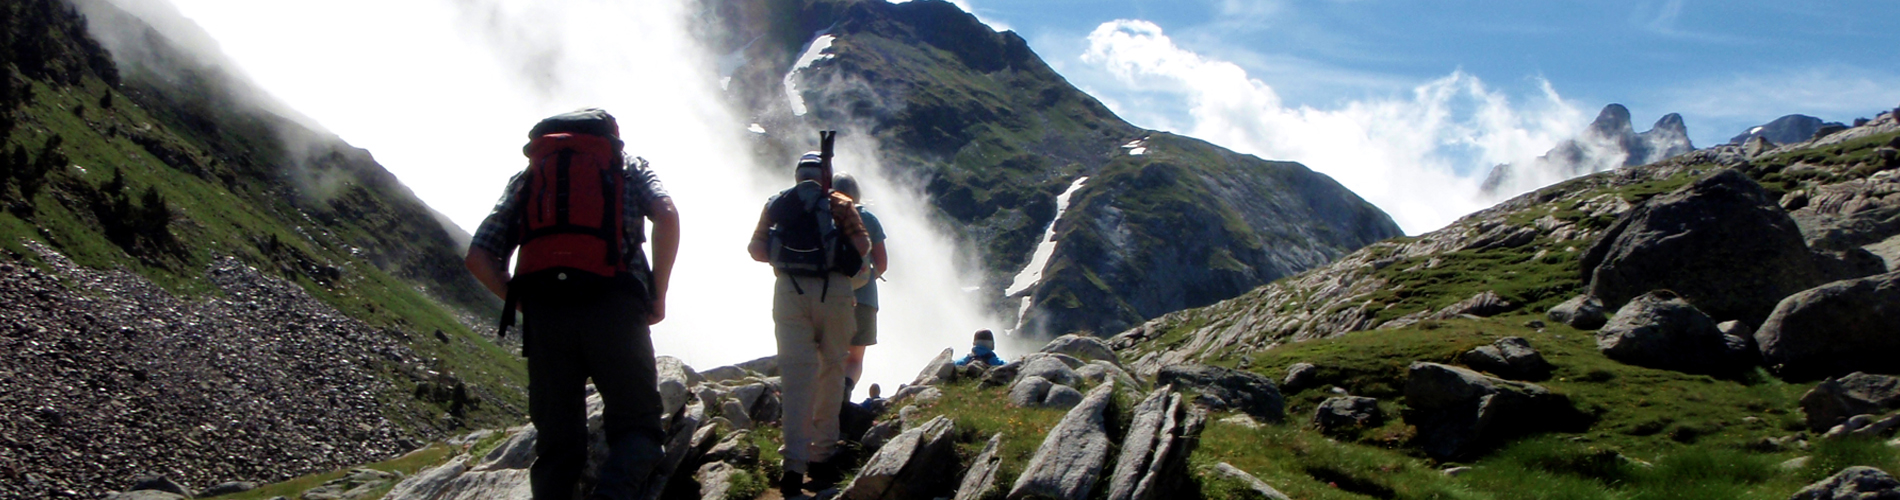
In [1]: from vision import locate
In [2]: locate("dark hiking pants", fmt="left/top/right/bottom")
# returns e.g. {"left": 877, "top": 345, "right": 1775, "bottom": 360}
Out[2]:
{"left": 524, "top": 288, "right": 665, "bottom": 500}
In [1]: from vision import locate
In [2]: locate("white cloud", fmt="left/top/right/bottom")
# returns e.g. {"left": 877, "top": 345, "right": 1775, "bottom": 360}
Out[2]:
{"left": 1082, "top": 20, "right": 1589, "bottom": 234}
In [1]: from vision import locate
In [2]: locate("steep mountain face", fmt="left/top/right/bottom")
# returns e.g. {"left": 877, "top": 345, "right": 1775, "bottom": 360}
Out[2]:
{"left": 698, "top": 0, "right": 1401, "bottom": 337}
{"left": 1116, "top": 111, "right": 1900, "bottom": 375}
{"left": 1481, "top": 104, "right": 1695, "bottom": 195}
{"left": 1, "top": 0, "right": 525, "bottom": 495}
{"left": 1729, "top": 114, "right": 1843, "bottom": 146}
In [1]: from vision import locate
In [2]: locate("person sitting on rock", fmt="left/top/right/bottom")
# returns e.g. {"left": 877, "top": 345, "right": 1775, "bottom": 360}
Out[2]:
{"left": 955, "top": 329, "right": 1006, "bottom": 367}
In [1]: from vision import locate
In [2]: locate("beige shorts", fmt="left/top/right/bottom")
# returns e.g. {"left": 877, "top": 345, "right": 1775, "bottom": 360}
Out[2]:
{"left": 851, "top": 304, "right": 878, "bottom": 346}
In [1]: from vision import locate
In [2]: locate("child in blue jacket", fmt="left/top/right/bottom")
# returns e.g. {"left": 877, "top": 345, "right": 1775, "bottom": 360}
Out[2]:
{"left": 955, "top": 329, "right": 1005, "bottom": 367}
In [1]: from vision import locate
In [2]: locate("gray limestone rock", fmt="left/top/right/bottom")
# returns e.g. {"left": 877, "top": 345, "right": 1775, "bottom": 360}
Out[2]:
{"left": 953, "top": 433, "right": 1005, "bottom": 500}
{"left": 1802, "top": 373, "right": 1900, "bottom": 432}
{"left": 1211, "top": 462, "right": 1292, "bottom": 500}
{"left": 1313, "top": 396, "right": 1384, "bottom": 435}
{"left": 1547, "top": 294, "right": 1609, "bottom": 330}
{"left": 107, "top": 492, "right": 188, "bottom": 500}
{"left": 982, "top": 360, "right": 1023, "bottom": 388}
{"left": 842, "top": 415, "right": 958, "bottom": 500}
{"left": 700, "top": 365, "right": 750, "bottom": 384}
{"left": 1040, "top": 334, "right": 1121, "bottom": 366}
{"left": 1582, "top": 169, "right": 1829, "bottom": 327}
{"left": 860, "top": 419, "right": 904, "bottom": 453}
{"left": 1597, "top": 291, "right": 1755, "bottom": 375}
{"left": 1460, "top": 337, "right": 1555, "bottom": 381}
{"left": 127, "top": 476, "right": 190, "bottom": 497}
{"left": 1043, "top": 384, "right": 1085, "bottom": 410}
{"left": 702, "top": 430, "right": 760, "bottom": 468}
{"left": 1757, "top": 271, "right": 1900, "bottom": 379}
{"left": 722, "top": 399, "right": 753, "bottom": 430}
{"left": 1008, "top": 382, "right": 1116, "bottom": 500}
{"left": 199, "top": 481, "right": 257, "bottom": 497}
{"left": 1156, "top": 364, "right": 1284, "bottom": 422}
{"left": 656, "top": 356, "right": 695, "bottom": 425}
{"left": 1009, "top": 376, "right": 1055, "bottom": 407}
{"left": 913, "top": 348, "right": 958, "bottom": 386}
{"left": 1018, "top": 355, "right": 1081, "bottom": 387}
{"left": 1282, "top": 363, "right": 1319, "bottom": 394}
{"left": 1430, "top": 291, "right": 1515, "bottom": 319}
{"left": 1106, "top": 387, "right": 1208, "bottom": 500}
{"left": 1404, "top": 362, "right": 1572, "bottom": 460}
{"left": 383, "top": 459, "right": 468, "bottom": 500}
{"left": 695, "top": 462, "right": 738, "bottom": 500}
{"left": 1787, "top": 466, "right": 1900, "bottom": 500}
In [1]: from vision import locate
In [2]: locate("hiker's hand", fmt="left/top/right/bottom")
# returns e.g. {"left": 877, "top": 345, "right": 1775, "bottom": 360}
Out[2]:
{"left": 647, "top": 295, "right": 666, "bottom": 325}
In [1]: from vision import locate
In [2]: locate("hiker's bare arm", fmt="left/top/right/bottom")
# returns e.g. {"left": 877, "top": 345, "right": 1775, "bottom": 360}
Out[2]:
{"left": 829, "top": 192, "right": 873, "bottom": 255}
{"left": 465, "top": 247, "right": 510, "bottom": 299}
{"left": 647, "top": 196, "right": 680, "bottom": 325}
{"left": 870, "top": 241, "right": 888, "bottom": 278}
{"left": 748, "top": 205, "right": 772, "bottom": 263}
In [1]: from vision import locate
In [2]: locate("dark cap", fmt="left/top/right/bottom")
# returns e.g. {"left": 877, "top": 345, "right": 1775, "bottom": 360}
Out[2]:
{"left": 974, "top": 329, "right": 994, "bottom": 341}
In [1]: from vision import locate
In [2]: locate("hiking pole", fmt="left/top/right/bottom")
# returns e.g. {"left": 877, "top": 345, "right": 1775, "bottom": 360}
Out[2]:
{"left": 819, "top": 130, "right": 837, "bottom": 190}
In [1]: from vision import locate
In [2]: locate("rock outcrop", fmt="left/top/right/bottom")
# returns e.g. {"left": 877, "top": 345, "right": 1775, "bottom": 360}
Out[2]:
{"left": 1106, "top": 387, "right": 1206, "bottom": 500}
{"left": 1582, "top": 169, "right": 1832, "bottom": 327}
{"left": 1008, "top": 382, "right": 1116, "bottom": 500}
{"left": 1800, "top": 372, "right": 1900, "bottom": 432}
{"left": 1595, "top": 291, "right": 1755, "bottom": 375}
{"left": 1787, "top": 466, "right": 1900, "bottom": 500}
{"left": 952, "top": 434, "right": 1005, "bottom": 500}
{"left": 1155, "top": 364, "right": 1284, "bottom": 422}
{"left": 1404, "top": 363, "right": 1575, "bottom": 460}
{"left": 1211, "top": 463, "right": 1292, "bottom": 500}
{"left": 1459, "top": 337, "right": 1554, "bottom": 381}
{"left": 1729, "top": 114, "right": 1839, "bottom": 146}
{"left": 1482, "top": 104, "right": 1695, "bottom": 195}
{"left": 1756, "top": 271, "right": 1900, "bottom": 379}
{"left": 1547, "top": 295, "right": 1609, "bottom": 330}
{"left": 1313, "top": 396, "right": 1384, "bottom": 435}
{"left": 842, "top": 415, "right": 959, "bottom": 500}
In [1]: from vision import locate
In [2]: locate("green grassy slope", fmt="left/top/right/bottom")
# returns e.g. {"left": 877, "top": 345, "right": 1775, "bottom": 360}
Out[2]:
{"left": 1, "top": 0, "right": 524, "bottom": 435}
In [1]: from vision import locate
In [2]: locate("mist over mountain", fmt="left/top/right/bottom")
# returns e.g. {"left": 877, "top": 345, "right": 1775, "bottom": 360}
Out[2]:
{"left": 699, "top": 0, "right": 1402, "bottom": 338}
{"left": 1480, "top": 103, "right": 1695, "bottom": 197}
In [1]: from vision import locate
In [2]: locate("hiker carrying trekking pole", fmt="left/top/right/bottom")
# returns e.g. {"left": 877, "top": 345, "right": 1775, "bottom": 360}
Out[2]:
{"left": 747, "top": 131, "right": 873, "bottom": 495}
{"left": 466, "top": 108, "right": 680, "bottom": 500}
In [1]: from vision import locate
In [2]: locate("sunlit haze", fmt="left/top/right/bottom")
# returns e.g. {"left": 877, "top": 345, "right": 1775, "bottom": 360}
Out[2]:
{"left": 121, "top": 0, "right": 1900, "bottom": 388}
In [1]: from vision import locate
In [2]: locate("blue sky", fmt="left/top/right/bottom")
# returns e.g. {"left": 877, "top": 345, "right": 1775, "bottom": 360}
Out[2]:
{"left": 924, "top": 0, "right": 1900, "bottom": 230}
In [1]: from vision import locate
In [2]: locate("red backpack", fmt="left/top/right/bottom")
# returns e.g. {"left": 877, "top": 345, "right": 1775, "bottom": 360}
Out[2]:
{"left": 498, "top": 109, "right": 630, "bottom": 344}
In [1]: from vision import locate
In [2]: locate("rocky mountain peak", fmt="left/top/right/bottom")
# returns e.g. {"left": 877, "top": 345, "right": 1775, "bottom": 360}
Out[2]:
{"left": 1728, "top": 114, "right": 1843, "bottom": 145}
{"left": 1587, "top": 103, "right": 1635, "bottom": 139}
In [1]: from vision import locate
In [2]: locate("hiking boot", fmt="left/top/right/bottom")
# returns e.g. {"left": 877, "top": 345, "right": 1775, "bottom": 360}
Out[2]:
{"left": 806, "top": 459, "right": 844, "bottom": 490}
{"left": 778, "top": 470, "right": 805, "bottom": 496}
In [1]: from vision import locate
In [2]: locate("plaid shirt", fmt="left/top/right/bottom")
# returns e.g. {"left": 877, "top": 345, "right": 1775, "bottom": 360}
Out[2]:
{"left": 471, "top": 154, "right": 669, "bottom": 283}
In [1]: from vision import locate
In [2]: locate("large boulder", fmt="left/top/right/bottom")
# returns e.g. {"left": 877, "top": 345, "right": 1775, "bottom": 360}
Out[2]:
{"left": 1596, "top": 291, "right": 1755, "bottom": 375}
{"left": 842, "top": 415, "right": 959, "bottom": 500}
{"left": 1547, "top": 295, "right": 1609, "bottom": 330}
{"left": 1043, "top": 384, "right": 1085, "bottom": 410}
{"left": 1800, "top": 372, "right": 1900, "bottom": 432}
{"left": 1008, "top": 382, "right": 1117, "bottom": 500}
{"left": 1756, "top": 271, "right": 1900, "bottom": 379}
{"left": 1282, "top": 363, "right": 1319, "bottom": 394}
{"left": 1156, "top": 364, "right": 1285, "bottom": 422}
{"left": 1788, "top": 466, "right": 1900, "bottom": 500}
{"left": 912, "top": 348, "right": 958, "bottom": 386}
{"left": 1009, "top": 376, "right": 1056, "bottom": 407}
{"left": 1040, "top": 334, "right": 1122, "bottom": 366}
{"left": 1404, "top": 362, "right": 1576, "bottom": 460}
{"left": 1313, "top": 396, "right": 1384, "bottom": 435}
{"left": 1582, "top": 169, "right": 1830, "bottom": 327}
{"left": 1018, "top": 355, "right": 1082, "bottom": 387}
{"left": 1107, "top": 387, "right": 1206, "bottom": 500}
{"left": 1459, "top": 337, "right": 1554, "bottom": 381}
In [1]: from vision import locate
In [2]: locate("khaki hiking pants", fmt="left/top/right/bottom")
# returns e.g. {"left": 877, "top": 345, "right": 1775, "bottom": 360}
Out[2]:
{"left": 772, "top": 272, "right": 857, "bottom": 474}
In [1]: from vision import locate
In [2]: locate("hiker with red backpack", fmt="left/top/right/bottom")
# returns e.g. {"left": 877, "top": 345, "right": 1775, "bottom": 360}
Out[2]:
{"left": 466, "top": 108, "right": 679, "bottom": 500}
{"left": 747, "top": 131, "right": 872, "bottom": 495}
